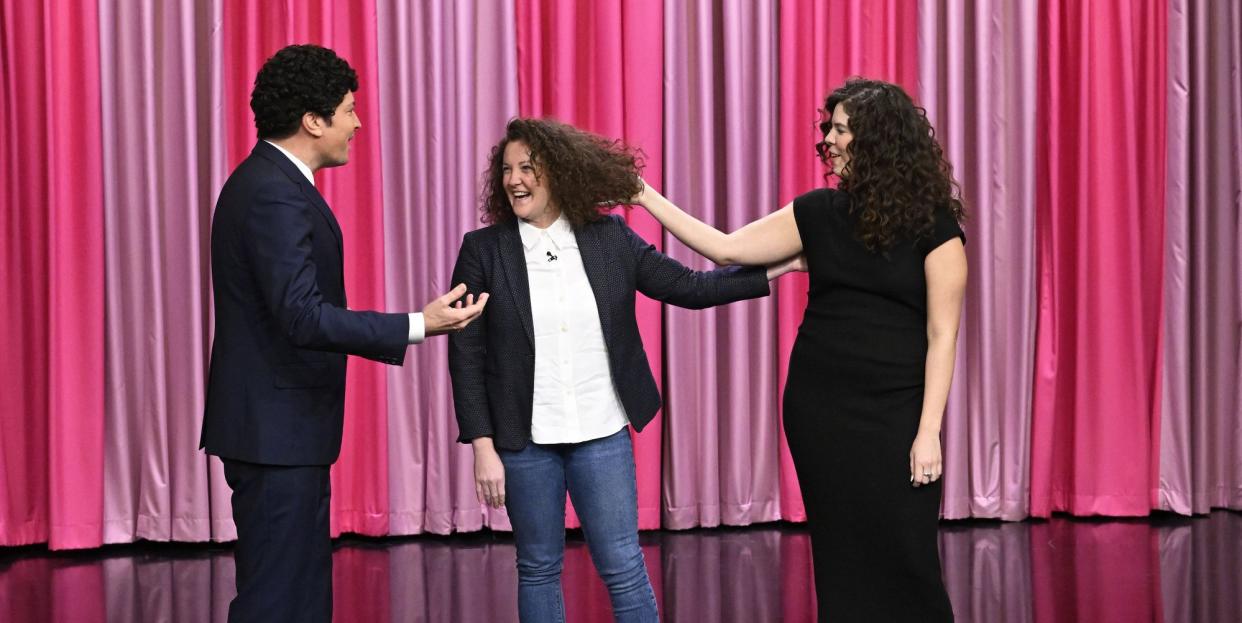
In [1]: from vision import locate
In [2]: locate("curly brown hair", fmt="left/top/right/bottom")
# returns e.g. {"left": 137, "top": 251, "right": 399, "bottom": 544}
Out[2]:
{"left": 251, "top": 44, "right": 357, "bottom": 140}
{"left": 480, "top": 118, "right": 645, "bottom": 228}
{"left": 815, "top": 79, "right": 965, "bottom": 252}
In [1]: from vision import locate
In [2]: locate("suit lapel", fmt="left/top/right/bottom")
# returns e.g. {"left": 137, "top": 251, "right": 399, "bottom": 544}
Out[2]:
{"left": 300, "top": 182, "right": 344, "bottom": 254}
{"left": 498, "top": 223, "right": 536, "bottom": 348}
{"left": 575, "top": 222, "right": 613, "bottom": 339}
{"left": 252, "top": 142, "right": 344, "bottom": 255}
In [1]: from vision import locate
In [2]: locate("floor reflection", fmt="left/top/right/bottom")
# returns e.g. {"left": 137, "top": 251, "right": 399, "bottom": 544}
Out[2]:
{"left": 1, "top": 511, "right": 1238, "bottom": 622}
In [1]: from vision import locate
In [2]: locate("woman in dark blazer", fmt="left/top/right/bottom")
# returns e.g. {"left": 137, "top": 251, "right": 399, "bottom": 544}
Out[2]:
{"left": 448, "top": 118, "right": 803, "bottom": 622}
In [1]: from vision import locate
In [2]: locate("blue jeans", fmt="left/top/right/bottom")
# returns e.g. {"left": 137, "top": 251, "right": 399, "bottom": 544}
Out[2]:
{"left": 500, "top": 428, "right": 659, "bottom": 623}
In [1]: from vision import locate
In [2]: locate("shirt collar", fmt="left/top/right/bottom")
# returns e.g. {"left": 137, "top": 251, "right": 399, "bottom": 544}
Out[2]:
{"left": 518, "top": 214, "right": 576, "bottom": 251}
{"left": 265, "top": 140, "right": 315, "bottom": 186}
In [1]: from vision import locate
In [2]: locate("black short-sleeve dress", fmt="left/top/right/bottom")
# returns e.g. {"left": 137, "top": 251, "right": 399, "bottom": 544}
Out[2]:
{"left": 784, "top": 188, "right": 963, "bottom": 622}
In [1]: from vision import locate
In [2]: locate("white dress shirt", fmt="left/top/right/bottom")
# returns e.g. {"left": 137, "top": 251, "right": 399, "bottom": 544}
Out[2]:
{"left": 519, "top": 216, "right": 629, "bottom": 444}
{"left": 265, "top": 140, "right": 424, "bottom": 344}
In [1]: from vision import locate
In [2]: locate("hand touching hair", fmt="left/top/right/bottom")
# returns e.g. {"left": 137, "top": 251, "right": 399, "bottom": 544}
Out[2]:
{"left": 481, "top": 118, "right": 646, "bottom": 228}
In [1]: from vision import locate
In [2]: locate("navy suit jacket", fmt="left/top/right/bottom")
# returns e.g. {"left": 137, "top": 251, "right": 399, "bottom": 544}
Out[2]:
{"left": 448, "top": 214, "right": 770, "bottom": 451}
{"left": 201, "top": 141, "right": 409, "bottom": 466}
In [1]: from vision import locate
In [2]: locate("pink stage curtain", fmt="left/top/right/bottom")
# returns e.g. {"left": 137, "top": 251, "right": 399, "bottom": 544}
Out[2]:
{"left": 377, "top": 0, "right": 519, "bottom": 535}
{"left": 1030, "top": 0, "right": 1167, "bottom": 517}
{"left": 660, "top": 0, "right": 784, "bottom": 529}
{"left": 221, "top": 0, "right": 393, "bottom": 537}
{"left": 1159, "top": 0, "right": 1242, "bottom": 515}
{"left": 0, "top": 0, "right": 106, "bottom": 550}
{"left": 98, "top": 0, "right": 230, "bottom": 546}
{"left": 775, "top": 0, "right": 920, "bottom": 522}
{"left": 917, "top": 0, "right": 1039, "bottom": 520}
{"left": 514, "top": 0, "right": 665, "bottom": 531}
{"left": 9, "top": 0, "right": 1242, "bottom": 557}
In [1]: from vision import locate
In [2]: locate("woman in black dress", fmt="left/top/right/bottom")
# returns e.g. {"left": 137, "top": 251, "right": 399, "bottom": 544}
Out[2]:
{"left": 632, "top": 78, "right": 966, "bottom": 621}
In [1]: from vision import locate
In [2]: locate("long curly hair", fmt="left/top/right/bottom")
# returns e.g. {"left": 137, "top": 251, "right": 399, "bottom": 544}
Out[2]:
{"left": 815, "top": 78, "right": 965, "bottom": 252}
{"left": 251, "top": 44, "right": 358, "bottom": 140}
{"left": 480, "top": 118, "right": 645, "bottom": 228}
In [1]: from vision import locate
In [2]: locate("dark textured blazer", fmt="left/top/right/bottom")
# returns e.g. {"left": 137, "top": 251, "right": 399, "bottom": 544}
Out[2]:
{"left": 448, "top": 214, "right": 770, "bottom": 451}
{"left": 200, "top": 141, "right": 409, "bottom": 466}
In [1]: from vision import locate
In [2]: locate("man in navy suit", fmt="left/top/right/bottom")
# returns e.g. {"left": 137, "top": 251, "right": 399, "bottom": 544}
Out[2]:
{"left": 200, "top": 44, "right": 488, "bottom": 623}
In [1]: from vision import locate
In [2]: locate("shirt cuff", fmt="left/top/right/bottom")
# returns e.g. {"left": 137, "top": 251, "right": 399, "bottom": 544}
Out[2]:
{"left": 408, "top": 312, "right": 425, "bottom": 344}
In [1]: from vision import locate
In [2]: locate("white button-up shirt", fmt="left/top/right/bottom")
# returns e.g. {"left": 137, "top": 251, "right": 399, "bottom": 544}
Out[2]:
{"left": 519, "top": 216, "right": 629, "bottom": 444}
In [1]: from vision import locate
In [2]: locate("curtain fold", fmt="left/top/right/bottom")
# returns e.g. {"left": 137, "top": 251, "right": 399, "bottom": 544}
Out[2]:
{"left": 917, "top": 0, "right": 1038, "bottom": 520}
{"left": 1030, "top": 0, "right": 1167, "bottom": 517}
{"left": 44, "top": 0, "right": 107, "bottom": 553}
{"left": 204, "top": 0, "right": 234, "bottom": 544}
{"left": 377, "top": 0, "right": 518, "bottom": 535}
{"left": 1159, "top": 0, "right": 1242, "bottom": 515}
{"left": 661, "top": 0, "right": 783, "bottom": 530}
{"left": 99, "top": 0, "right": 225, "bottom": 546}
{"left": 0, "top": 0, "right": 106, "bottom": 550}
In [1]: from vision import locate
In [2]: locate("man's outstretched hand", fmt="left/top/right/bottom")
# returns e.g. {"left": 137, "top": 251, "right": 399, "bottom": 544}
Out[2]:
{"left": 424, "top": 283, "right": 489, "bottom": 336}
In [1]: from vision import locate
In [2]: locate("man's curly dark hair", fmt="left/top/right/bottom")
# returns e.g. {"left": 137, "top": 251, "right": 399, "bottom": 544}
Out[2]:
{"left": 250, "top": 44, "right": 358, "bottom": 140}
{"left": 815, "top": 78, "right": 965, "bottom": 252}
{"left": 480, "top": 118, "right": 645, "bottom": 228}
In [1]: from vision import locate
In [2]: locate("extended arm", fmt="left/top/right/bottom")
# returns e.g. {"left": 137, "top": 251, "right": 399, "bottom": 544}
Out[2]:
{"left": 621, "top": 219, "right": 772, "bottom": 309}
{"left": 635, "top": 182, "right": 803, "bottom": 266}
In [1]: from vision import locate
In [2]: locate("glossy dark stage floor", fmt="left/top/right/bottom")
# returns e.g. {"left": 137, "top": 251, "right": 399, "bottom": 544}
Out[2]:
{"left": 2, "top": 511, "right": 1239, "bottom": 622}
